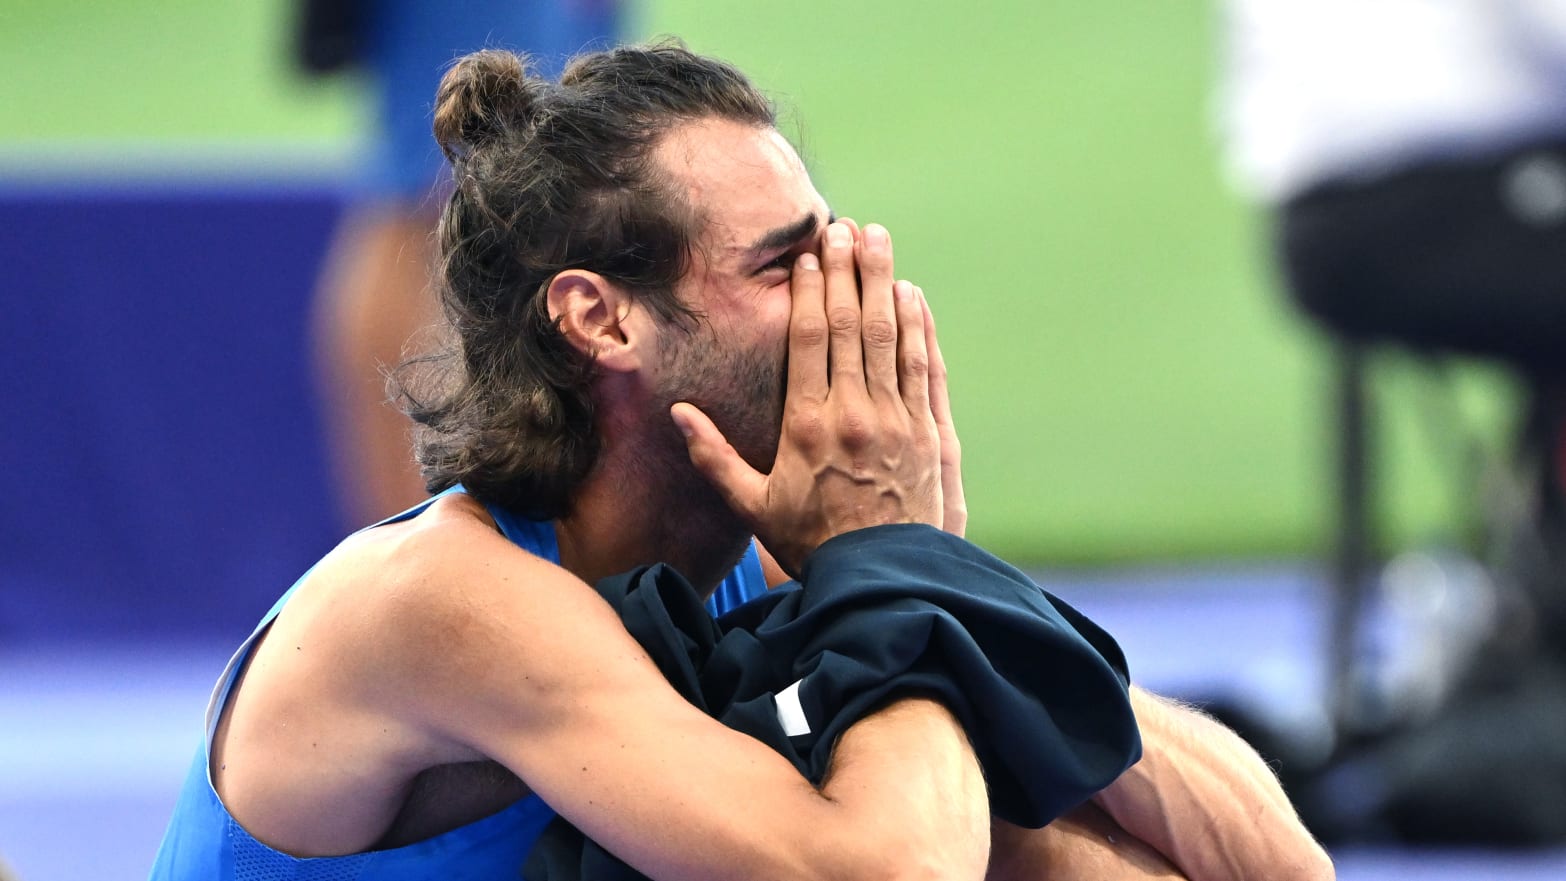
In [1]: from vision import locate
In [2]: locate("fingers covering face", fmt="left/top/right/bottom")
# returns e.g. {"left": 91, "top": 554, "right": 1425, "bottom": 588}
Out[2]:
{"left": 895, "top": 280, "right": 930, "bottom": 416}
{"left": 858, "top": 224, "right": 900, "bottom": 401}
{"left": 922, "top": 288, "right": 953, "bottom": 429}
{"left": 821, "top": 222, "right": 866, "bottom": 390}
{"left": 786, "top": 251, "right": 827, "bottom": 405}
{"left": 789, "top": 221, "right": 935, "bottom": 418}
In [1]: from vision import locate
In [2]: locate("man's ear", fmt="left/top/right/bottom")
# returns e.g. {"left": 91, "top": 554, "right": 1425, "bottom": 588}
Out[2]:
{"left": 545, "top": 270, "right": 646, "bottom": 371}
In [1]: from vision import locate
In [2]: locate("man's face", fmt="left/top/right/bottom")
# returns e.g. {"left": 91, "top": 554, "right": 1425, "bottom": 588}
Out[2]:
{"left": 649, "top": 119, "right": 832, "bottom": 471}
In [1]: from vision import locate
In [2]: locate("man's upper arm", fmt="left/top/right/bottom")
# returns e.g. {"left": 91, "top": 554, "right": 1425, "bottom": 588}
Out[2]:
{"left": 367, "top": 523, "right": 986, "bottom": 881}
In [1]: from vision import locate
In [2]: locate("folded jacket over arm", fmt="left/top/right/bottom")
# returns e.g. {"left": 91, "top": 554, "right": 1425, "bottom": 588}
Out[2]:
{"left": 524, "top": 523, "right": 1142, "bottom": 881}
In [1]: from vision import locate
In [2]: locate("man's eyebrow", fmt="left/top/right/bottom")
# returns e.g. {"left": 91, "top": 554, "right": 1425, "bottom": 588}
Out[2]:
{"left": 744, "top": 212, "right": 830, "bottom": 257}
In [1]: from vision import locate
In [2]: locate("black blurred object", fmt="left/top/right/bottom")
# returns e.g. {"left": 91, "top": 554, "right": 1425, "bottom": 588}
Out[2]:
{"left": 1268, "top": 137, "right": 1566, "bottom": 846}
{"left": 1280, "top": 138, "right": 1566, "bottom": 374}
{"left": 295, "top": 0, "right": 367, "bottom": 74}
{"left": 1301, "top": 659, "right": 1566, "bottom": 846}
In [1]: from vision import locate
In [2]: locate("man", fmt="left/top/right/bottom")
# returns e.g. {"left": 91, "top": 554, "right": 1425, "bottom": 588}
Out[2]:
{"left": 151, "top": 43, "right": 1331, "bottom": 881}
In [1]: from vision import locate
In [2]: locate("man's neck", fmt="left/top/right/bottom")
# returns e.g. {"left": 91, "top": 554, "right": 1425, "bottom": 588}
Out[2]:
{"left": 553, "top": 445, "right": 752, "bottom": 597}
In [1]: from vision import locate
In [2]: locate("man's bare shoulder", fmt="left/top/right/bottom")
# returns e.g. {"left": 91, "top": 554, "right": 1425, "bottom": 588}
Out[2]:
{"left": 280, "top": 494, "right": 583, "bottom": 707}
{"left": 318, "top": 493, "right": 567, "bottom": 602}
{"left": 287, "top": 493, "right": 664, "bottom": 761}
{"left": 212, "top": 495, "right": 582, "bottom": 852}
{"left": 333, "top": 492, "right": 528, "bottom": 555}
{"left": 248, "top": 494, "right": 598, "bottom": 744}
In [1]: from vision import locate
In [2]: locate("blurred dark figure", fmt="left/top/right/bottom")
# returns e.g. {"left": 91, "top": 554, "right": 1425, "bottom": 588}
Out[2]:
{"left": 297, "top": 0, "right": 623, "bottom": 528}
{"left": 1219, "top": 0, "right": 1566, "bottom": 846}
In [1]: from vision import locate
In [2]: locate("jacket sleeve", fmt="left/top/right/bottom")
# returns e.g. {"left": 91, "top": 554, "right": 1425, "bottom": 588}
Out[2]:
{"left": 725, "top": 523, "right": 1141, "bottom": 828}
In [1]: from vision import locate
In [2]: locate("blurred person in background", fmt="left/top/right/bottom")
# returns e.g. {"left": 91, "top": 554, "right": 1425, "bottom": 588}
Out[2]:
{"left": 297, "top": 0, "right": 623, "bottom": 528}
{"left": 1219, "top": 0, "right": 1566, "bottom": 845}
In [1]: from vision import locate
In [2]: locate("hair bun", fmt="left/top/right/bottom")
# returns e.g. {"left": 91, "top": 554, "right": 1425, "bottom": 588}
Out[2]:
{"left": 432, "top": 49, "right": 538, "bottom": 163}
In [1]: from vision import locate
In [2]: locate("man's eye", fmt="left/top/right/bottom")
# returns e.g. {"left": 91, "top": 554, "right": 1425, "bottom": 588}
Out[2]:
{"left": 760, "top": 254, "right": 795, "bottom": 274}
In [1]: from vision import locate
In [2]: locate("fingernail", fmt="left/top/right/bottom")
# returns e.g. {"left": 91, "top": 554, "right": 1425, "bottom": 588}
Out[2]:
{"left": 670, "top": 407, "right": 693, "bottom": 438}
{"left": 864, "top": 224, "right": 888, "bottom": 251}
{"left": 894, "top": 280, "right": 913, "bottom": 301}
{"left": 797, "top": 252, "right": 820, "bottom": 271}
{"left": 827, "top": 223, "right": 851, "bottom": 247}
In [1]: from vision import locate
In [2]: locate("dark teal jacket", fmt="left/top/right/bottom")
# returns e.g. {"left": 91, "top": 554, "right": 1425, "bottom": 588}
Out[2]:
{"left": 527, "top": 523, "right": 1142, "bottom": 881}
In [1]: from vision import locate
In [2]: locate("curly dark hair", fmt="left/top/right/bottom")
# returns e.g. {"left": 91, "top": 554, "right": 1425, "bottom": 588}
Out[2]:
{"left": 397, "top": 42, "right": 776, "bottom": 518}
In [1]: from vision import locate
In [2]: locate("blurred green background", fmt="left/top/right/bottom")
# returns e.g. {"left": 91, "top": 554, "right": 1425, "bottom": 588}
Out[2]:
{"left": 0, "top": 0, "right": 1516, "bottom": 564}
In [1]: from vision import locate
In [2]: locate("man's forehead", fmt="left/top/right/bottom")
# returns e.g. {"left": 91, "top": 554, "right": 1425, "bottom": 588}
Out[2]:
{"left": 656, "top": 119, "right": 826, "bottom": 256}
{"left": 657, "top": 118, "right": 807, "bottom": 181}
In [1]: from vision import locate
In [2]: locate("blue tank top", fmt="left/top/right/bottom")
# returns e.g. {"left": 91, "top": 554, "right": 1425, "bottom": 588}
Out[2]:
{"left": 149, "top": 488, "right": 769, "bottom": 880}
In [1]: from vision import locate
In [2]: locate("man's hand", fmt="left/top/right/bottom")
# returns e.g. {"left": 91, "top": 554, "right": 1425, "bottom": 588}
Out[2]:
{"left": 815, "top": 216, "right": 967, "bottom": 538}
{"left": 673, "top": 221, "right": 941, "bottom": 576}
{"left": 921, "top": 286, "right": 967, "bottom": 536}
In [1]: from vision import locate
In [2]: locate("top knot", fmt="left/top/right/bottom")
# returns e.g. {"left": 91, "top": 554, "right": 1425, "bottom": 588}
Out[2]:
{"left": 432, "top": 49, "right": 539, "bottom": 164}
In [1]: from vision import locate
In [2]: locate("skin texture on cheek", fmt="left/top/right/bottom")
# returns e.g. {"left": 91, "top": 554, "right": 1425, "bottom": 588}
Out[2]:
{"left": 654, "top": 317, "right": 786, "bottom": 473}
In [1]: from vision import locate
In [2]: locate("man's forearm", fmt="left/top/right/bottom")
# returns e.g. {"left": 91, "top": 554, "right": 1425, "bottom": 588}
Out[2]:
{"left": 1092, "top": 687, "right": 1333, "bottom": 881}
{"left": 821, "top": 696, "right": 992, "bottom": 881}
{"left": 988, "top": 804, "right": 1186, "bottom": 881}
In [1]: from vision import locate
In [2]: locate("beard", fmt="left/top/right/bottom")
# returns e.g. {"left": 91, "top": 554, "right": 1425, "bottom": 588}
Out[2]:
{"left": 624, "top": 320, "right": 786, "bottom": 580}
{"left": 652, "top": 321, "right": 786, "bottom": 474}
